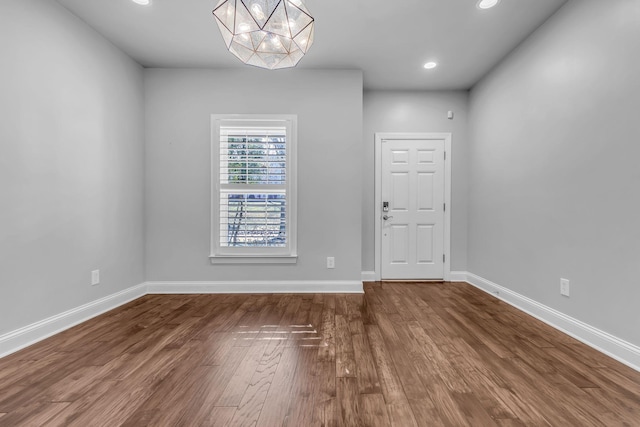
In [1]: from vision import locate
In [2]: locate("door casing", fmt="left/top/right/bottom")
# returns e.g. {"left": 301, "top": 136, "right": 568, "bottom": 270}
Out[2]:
{"left": 374, "top": 132, "right": 452, "bottom": 281}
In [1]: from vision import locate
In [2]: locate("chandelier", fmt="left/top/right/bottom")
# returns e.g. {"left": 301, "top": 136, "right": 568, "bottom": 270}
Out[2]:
{"left": 213, "top": 0, "right": 315, "bottom": 70}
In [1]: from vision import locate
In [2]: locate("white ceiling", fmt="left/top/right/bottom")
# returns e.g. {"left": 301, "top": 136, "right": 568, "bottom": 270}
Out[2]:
{"left": 56, "top": 0, "right": 567, "bottom": 90}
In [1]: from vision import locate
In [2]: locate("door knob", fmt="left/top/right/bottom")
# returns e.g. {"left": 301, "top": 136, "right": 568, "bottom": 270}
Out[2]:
{"left": 383, "top": 215, "right": 393, "bottom": 221}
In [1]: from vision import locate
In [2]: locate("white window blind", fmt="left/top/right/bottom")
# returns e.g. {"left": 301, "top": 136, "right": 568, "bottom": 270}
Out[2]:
{"left": 220, "top": 127, "right": 287, "bottom": 247}
{"left": 211, "top": 115, "right": 297, "bottom": 262}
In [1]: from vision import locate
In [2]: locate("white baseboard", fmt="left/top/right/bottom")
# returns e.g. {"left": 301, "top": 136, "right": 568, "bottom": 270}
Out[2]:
{"left": 0, "top": 283, "right": 147, "bottom": 359}
{"left": 465, "top": 272, "right": 640, "bottom": 372}
{"left": 448, "top": 271, "right": 468, "bottom": 282}
{"left": 146, "top": 280, "right": 364, "bottom": 294}
{"left": 361, "top": 271, "right": 377, "bottom": 282}
{"left": 361, "top": 271, "right": 465, "bottom": 282}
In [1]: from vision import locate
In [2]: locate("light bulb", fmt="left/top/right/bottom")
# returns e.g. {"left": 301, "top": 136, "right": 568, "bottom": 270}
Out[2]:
{"left": 423, "top": 62, "right": 437, "bottom": 70}
{"left": 131, "top": 0, "right": 150, "bottom": 5}
{"left": 251, "top": 3, "right": 265, "bottom": 20}
{"left": 477, "top": 0, "right": 500, "bottom": 9}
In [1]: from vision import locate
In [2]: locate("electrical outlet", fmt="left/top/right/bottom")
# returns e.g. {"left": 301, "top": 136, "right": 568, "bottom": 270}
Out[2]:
{"left": 92, "top": 270, "right": 100, "bottom": 286}
{"left": 560, "top": 278, "right": 570, "bottom": 297}
{"left": 326, "top": 257, "right": 335, "bottom": 269}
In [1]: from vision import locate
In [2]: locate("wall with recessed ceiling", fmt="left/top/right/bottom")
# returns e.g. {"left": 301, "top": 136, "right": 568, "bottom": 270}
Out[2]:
{"left": 362, "top": 91, "right": 469, "bottom": 275}
{"left": 0, "top": 0, "right": 145, "bottom": 336}
{"left": 144, "top": 68, "right": 363, "bottom": 285}
{"left": 468, "top": 0, "right": 640, "bottom": 347}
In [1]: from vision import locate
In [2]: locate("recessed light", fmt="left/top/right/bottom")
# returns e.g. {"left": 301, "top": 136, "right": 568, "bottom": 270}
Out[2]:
{"left": 477, "top": 0, "right": 500, "bottom": 9}
{"left": 132, "top": 0, "right": 151, "bottom": 5}
{"left": 423, "top": 62, "right": 438, "bottom": 70}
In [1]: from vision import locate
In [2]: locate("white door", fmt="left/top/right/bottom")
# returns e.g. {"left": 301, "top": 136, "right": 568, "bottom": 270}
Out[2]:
{"left": 381, "top": 138, "right": 445, "bottom": 279}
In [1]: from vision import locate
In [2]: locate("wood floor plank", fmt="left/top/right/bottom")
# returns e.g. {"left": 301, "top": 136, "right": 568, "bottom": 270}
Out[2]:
{"left": 50, "top": 297, "right": 156, "bottom": 352}
{"left": 315, "top": 360, "right": 337, "bottom": 403}
{"left": 582, "top": 386, "right": 640, "bottom": 426}
{"left": 445, "top": 338, "right": 524, "bottom": 421}
{"left": 200, "top": 332, "right": 236, "bottom": 366}
{"left": 407, "top": 398, "right": 448, "bottom": 426}
{"left": 255, "top": 295, "right": 281, "bottom": 321}
{"left": 227, "top": 333, "right": 286, "bottom": 426}
{"left": 43, "top": 379, "right": 119, "bottom": 426}
{"left": 495, "top": 419, "right": 527, "bottom": 427}
{"left": 336, "top": 377, "right": 363, "bottom": 427}
{"left": 281, "top": 347, "right": 318, "bottom": 427}
{"left": 426, "top": 382, "right": 473, "bottom": 427}
{"left": 190, "top": 304, "right": 237, "bottom": 341}
{"left": 445, "top": 307, "right": 516, "bottom": 359}
{"left": 451, "top": 391, "right": 499, "bottom": 426}
{"left": 335, "top": 294, "right": 350, "bottom": 318}
{"left": 380, "top": 323, "right": 430, "bottom": 400}
{"left": 0, "top": 351, "right": 69, "bottom": 393}
{"left": 0, "top": 285, "right": 638, "bottom": 426}
{"left": 365, "top": 325, "right": 407, "bottom": 405}
{"left": 0, "top": 401, "right": 70, "bottom": 427}
{"left": 0, "top": 351, "right": 101, "bottom": 412}
{"left": 97, "top": 344, "right": 207, "bottom": 426}
{"left": 291, "top": 297, "right": 313, "bottom": 325}
{"left": 226, "top": 298, "right": 303, "bottom": 426}
{"left": 475, "top": 346, "right": 569, "bottom": 425}
{"left": 194, "top": 406, "right": 235, "bottom": 427}
{"left": 386, "top": 402, "right": 419, "bottom": 427}
{"left": 313, "top": 397, "right": 338, "bottom": 427}
{"left": 510, "top": 356, "right": 606, "bottom": 426}
{"left": 217, "top": 296, "right": 260, "bottom": 332}
{"left": 308, "top": 300, "right": 324, "bottom": 331}
{"left": 45, "top": 364, "right": 114, "bottom": 402}
{"left": 335, "top": 314, "right": 356, "bottom": 378}
{"left": 359, "top": 393, "right": 391, "bottom": 427}
{"left": 351, "top": 328, "right": 381, "bottom": 394}
{"left": 317, "top": 298, "right": 336, "bottom": 362}
{"left": 124, "top": 365, "right": 218, "bottom": 427}
{"left": 372, "top": 284, "right": 400, "bottom": 314}
{"left": 181, "top": 347, "right": 252, "bottom": 425}
{"left": 360, "top": 293, "right": 377, "bottom": 326}
{"left": 403, "top": 320, "right": 472, "bottom": 394}
{"left": 255, "top": 347, "right": 300, "bottom": 426}
{"left": 215, "top": 344, "right": 266, "bottom": 406}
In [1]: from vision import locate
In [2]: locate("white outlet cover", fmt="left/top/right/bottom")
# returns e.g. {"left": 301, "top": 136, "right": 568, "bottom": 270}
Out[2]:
{"left": 560, "top": 278, "right": 570, "bottom": 297}
{"left": 92, "top": 270, "right": 100, "bottom": 286}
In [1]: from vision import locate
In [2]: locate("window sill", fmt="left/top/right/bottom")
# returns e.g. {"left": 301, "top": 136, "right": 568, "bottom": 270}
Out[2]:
{"left": 209, "top": 255, "right": 298, "bottom": 265}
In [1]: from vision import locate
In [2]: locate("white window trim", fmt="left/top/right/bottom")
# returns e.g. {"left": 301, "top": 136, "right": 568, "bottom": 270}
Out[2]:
{"left": 210, "top": 114, "right": 298, "bottom": 264}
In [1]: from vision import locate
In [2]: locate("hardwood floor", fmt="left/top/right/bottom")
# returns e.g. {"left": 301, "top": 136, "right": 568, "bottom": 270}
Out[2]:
{"left": 0, "top": 282, "right": 639, "bottom": 426}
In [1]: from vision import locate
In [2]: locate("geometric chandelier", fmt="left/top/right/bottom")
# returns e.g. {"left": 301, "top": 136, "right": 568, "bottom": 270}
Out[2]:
{"left": 212, "top": 0, "right": 314, "bottom": 70}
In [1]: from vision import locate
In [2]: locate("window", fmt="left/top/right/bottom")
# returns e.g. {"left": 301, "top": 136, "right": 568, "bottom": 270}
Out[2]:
{"left": 211, "top": 115, "right": 297, "bottom": 263}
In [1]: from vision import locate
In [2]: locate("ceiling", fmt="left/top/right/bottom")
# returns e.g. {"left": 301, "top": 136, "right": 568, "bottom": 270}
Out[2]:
{"left": 56, "top": 0, "right": 568, "bottom": 90}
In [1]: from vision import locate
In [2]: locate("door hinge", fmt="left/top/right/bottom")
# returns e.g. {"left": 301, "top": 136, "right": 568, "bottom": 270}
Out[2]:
{"left": 443, "top": 254, "right": 446, "bottom": 263}
{"left": 444, "top": 151, "right": 447, "bottom": 160}
{"left": 443, "top": 203, "right": 446, "bottom": 212}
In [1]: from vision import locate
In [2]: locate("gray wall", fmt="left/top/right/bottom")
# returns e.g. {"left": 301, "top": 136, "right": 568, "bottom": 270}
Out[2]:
{"left": 468, "top": 0, "right": 640, "bottom": 345}
{"left": 0, "top": 0, "right": 145, "bottom": 334}
{"left": 145, "top": 69, "right": 363, "bottom": 282}
{"left": 362, "top": 91, "right": 469, "bottom": 273}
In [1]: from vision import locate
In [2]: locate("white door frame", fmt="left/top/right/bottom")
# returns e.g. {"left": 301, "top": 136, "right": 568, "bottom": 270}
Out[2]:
{"left": 374, "top": 132, "right": 452, "bottom": 281}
